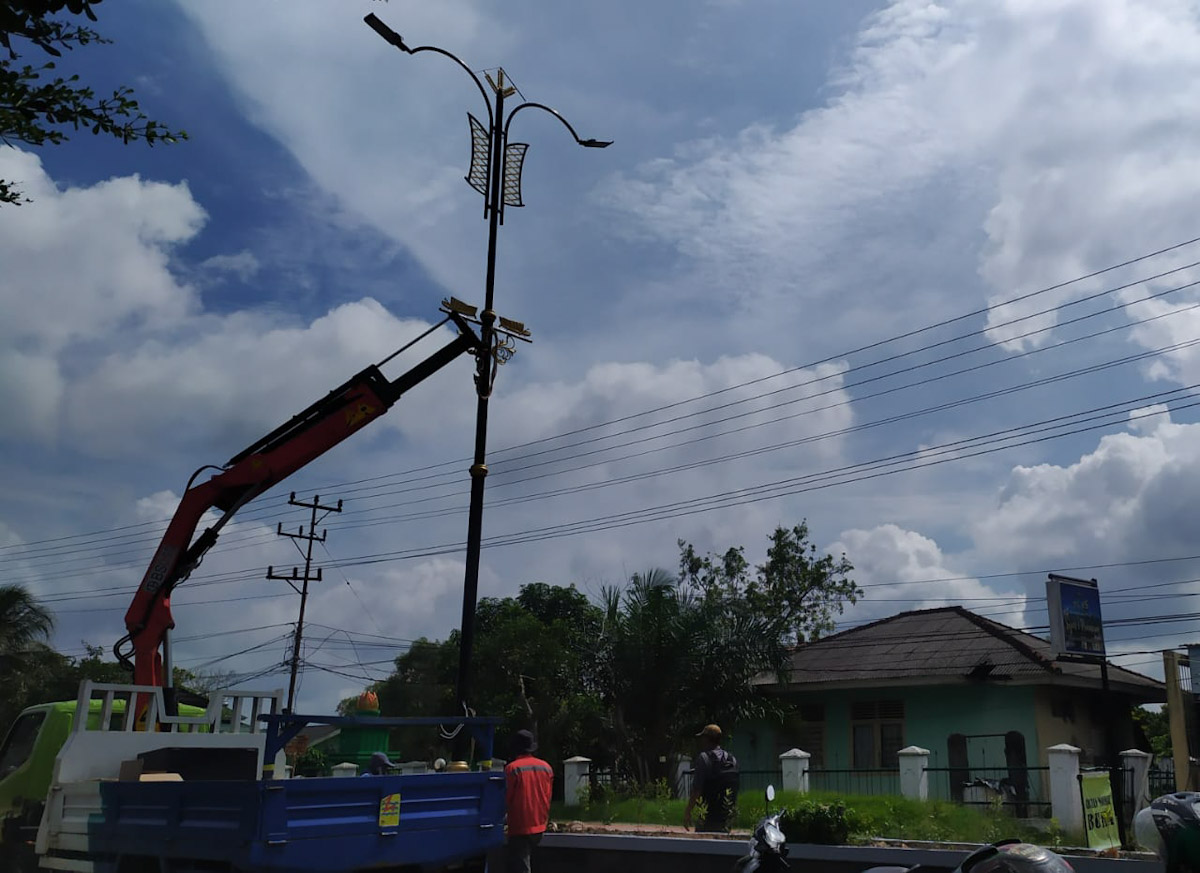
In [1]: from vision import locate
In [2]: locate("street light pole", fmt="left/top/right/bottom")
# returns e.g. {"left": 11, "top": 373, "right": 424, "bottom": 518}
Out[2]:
{"left": 364, "top": 14, "right": 610, "bottom": 723}
{"left": 457, "top": 75, "right": 506, "bottom": 723}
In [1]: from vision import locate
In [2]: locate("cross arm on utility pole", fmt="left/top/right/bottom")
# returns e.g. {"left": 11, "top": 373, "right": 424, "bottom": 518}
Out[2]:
{"left": 268, "top": 492, "right": 343, "bottom": 713}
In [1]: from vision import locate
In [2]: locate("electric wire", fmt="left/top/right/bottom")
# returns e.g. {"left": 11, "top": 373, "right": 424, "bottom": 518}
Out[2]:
{"left": 7, "top": 236, "right": 1200, "bottom": 559}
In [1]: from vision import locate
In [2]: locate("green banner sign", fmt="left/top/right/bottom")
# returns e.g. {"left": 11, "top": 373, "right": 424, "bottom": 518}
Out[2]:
{"left": 1080, "top": 771, "right": 1120, "bottom": 850}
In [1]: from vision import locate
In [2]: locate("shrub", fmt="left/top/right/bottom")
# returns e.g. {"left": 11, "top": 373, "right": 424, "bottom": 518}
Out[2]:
{"left": 295, "top": 747, "right": 328, "bottom": 777}
{"left": 780, "top": 799, "right": 857, "bottom": 845}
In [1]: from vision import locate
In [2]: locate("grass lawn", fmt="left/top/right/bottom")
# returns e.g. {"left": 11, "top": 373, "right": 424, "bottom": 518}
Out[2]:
{"left": 553, "top": 790, "right": 1072, "bottom": 847}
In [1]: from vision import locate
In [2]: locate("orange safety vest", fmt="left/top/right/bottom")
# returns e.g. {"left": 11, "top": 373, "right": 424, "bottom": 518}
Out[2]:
{"left": 505, "top": 754, "right": 554, "bottom": 835}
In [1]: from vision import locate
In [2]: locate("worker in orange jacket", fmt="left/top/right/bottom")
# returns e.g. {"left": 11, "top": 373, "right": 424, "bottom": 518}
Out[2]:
{"left": 504, "top": 730, "right": 553, "bottom": 873}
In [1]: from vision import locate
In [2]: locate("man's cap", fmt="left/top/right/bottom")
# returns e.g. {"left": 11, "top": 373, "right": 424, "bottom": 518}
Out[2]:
{"left": 511, "top": 729, "right": 538, "bottom": 755}
{"left": 369, "top": 751, "right": 399, "bottom": 773}
{"left": 696, "top": 724, "right": 722, "bottom": 741}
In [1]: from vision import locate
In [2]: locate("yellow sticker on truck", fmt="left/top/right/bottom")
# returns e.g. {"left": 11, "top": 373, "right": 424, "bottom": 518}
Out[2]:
{"left": 379, "top": 792, "right": 401, "bottom": 828}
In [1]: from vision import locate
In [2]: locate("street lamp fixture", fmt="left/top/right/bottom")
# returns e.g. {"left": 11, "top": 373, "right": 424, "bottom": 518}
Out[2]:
{"left": 366, "top": 13, "right": 610, "bottom": 721}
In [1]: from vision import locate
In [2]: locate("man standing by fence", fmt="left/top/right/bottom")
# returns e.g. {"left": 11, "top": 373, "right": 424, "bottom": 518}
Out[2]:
{"left": 684, "top": 723, "right": 740, "bottom": 833}
{"left": 505, "top": 730, "right": 553, "bottom": 873}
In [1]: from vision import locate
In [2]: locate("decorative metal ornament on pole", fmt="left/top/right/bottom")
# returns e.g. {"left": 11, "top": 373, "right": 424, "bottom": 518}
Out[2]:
{"left": 364, "top": 14, "right": 610, "bottom": 725}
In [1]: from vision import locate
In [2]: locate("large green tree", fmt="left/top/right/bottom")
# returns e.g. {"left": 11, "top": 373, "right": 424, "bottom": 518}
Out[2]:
{"left": 678, "top": 521, "right": 859, "bottom": 645}
{"left": 1, "top": 0, "right": 187, "bottom": 205}
{"left": 342, "top": 524, "right": 857, "bottom": 787}
{"left": 598, "top": 522, "right": 859, "bottom": 784}
{"left": 349, "top": 583, "right": 608, "bottom": 770}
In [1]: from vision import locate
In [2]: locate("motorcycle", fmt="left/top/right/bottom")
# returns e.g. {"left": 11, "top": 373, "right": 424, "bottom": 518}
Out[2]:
{"left": 862, "top": 840, "right": 1076, "bottom": 873}
{"left": 733, "top": 785, "right": 790, "bottom": 872}
{"left": 733, "top": 791, "right": 1075, "bottom": 873}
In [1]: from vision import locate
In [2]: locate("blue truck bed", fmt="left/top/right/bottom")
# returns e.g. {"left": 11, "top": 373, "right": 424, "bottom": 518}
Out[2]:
{"left": 87, "top": 770, "right": 505, "bottom": 871}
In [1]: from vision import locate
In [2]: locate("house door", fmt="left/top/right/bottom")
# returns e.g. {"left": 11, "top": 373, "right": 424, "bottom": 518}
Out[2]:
{"left": 947, "top": 733, "right": 968, "bottom": 802}
{"left": 1005, "top": 730, "right": 1030, "bottom": 815}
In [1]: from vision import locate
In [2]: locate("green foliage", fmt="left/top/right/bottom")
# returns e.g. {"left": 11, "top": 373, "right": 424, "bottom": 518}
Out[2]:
{"left": 0, "top": 633, "right": 140, "bottom": 731}
{"left": 295, "top": 747, "right": 328, "bottom": 778}
{"left": 354, "top": 583, "right": 608, "bottom": 772}
{"left": 597, "top": 523, "right": 858, "bottom": 784}
{"left": 0, "top": 0, "right": 187, "bottom": 205}
{"left": 678, "top": 521, "right": 860, "bottom": 646}
{"left": 558, "top": 789, "right": 1060, "bottom": 844}
{"left": 351, "top": 524, "right": 857, "bottom": 792}
{"left": 780, "top": 799, "right": 857, "bottom": 845}
{"left": 0, "top": 583, "right": 57, "bottom": 727}
{"left": 0, "top": 582, "right": 54, "bottom": 670}
{"left": 1045, "top": 817, "right": 1065, "bottom": 849}
{"left": 1133, "top": 705, "right": 1172, "bottom": 759}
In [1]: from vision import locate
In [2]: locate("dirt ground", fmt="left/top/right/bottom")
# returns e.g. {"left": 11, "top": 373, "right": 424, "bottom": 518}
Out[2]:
{"left": 549, "top": 820, "right": 748, "bottom": 840}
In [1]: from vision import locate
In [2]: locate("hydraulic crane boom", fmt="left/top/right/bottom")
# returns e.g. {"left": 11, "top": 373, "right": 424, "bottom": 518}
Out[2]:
{"left": 117, "top": 317, "right": 479, "bottom": 693}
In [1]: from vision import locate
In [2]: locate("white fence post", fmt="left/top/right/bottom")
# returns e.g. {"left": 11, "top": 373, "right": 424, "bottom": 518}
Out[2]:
{"left": 331, "top": 762, "right": 358, "bottom": 777}
{"left": 563, "top": 756, "right": 591, "bottom": 807}
{"left": 1122, "top": 749, "right": 1153, "bottom": 816}
{"left": 897, "top": 746, "right": 929, "bottom": 801}
{"left": 674, "top": 754, "right": 693, "bottom": 799}
{"left": 780, "top": 749, "right": 811, "bottom": 794}
{"left": 1048, "top": 744, "right": 1083, "bottom": 834}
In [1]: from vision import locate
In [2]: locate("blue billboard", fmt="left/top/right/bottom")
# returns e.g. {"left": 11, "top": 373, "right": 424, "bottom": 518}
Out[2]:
{"left": 1046, "top": 575, "right": 1105, "bottom": 658}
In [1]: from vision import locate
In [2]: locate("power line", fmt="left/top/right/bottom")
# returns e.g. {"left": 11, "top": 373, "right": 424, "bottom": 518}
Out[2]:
{"left": 7, "top": 235, "right": 1200, "bottom": 558}
{"left": 12, "top": 324, "right": 1200, "bottom": 592}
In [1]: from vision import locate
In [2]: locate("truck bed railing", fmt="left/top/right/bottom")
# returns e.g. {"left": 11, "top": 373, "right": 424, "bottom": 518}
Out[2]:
{"left": 259, "top": 712, "right": 502, "bottom": 763}
{"left": 50, "top": 682, "right": 287, "bottom": 786}
{"left": 76, "top": 681, "right": 284, "bottom": 735}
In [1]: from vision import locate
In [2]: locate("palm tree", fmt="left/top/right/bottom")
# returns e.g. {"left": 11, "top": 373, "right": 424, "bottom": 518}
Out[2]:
{"left": 0, "top": 583, "right": 55, "bottom": 675}
{"left": 598, "top": 569, "right": 700, "bottom": 783}
{"left": 597, "top": 568, "right": 794, "bottom": 787}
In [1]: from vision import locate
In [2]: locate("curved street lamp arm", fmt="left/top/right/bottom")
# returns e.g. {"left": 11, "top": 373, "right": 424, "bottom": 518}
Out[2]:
{"left": 503, "top": 101, "right": 612, "bottom": 148}
{"left": 364, "top": 15, "right": 494, "bottom": 129}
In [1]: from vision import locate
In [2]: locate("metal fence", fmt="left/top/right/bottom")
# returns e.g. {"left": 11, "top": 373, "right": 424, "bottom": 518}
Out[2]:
{"left": 808, "top": 768, "right": 900, "bottom": 797}
{"left": 925, "top": 765, "right": 1050, "bottom": 816}
{"left": 1149, "top": 763, "right": 1176, "bottom": 797}
{"left": 737, "top": 768, "right": 778, "bottom": 794}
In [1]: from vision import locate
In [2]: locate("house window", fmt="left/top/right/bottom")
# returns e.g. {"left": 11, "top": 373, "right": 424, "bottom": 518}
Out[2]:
{"left": 850, "top": 700, "right": 905, "bottom": 768}
{"left": 782, "top": 703, "right": 825, "bottom": 768}
{"left": 1051, "top": 697, "right": 1075, "bottom": 722}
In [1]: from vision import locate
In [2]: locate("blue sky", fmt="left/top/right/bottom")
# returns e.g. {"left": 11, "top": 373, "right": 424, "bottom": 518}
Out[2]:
{"left": 5, "top": 0, "right": 1200, "bottom": 711}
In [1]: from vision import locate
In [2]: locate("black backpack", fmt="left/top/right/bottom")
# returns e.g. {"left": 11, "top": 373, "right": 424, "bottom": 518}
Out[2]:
{"left": 699, "top": 748, "right": 739, "bottom": 819}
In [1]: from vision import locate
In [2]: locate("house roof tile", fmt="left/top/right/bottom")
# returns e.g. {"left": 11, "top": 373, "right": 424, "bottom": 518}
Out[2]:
{"left": 772, "top": 606, "right": 1162, "bottom": 699}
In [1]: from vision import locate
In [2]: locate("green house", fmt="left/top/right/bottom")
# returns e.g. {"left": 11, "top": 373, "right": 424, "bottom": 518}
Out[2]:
{"left": 731, "top": 606, "right": 1164, "bottom": 805}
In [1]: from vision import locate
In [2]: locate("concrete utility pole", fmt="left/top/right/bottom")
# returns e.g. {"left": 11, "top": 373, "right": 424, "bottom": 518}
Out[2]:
{"left": 268, "top": 492, "right": 342, "bottom": 713}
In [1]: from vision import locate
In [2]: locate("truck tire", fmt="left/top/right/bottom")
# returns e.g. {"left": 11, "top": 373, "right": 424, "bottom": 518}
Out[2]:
{"left": 0, "top": 841, "right": 39, "bottom": 873}
{"left": 0, "top": 815, "right": 40, "bottom": 873}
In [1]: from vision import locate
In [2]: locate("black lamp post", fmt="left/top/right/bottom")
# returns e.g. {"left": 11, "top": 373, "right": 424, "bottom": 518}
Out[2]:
{"left": 365, "top": 14, "right": 610, "bottom": 721}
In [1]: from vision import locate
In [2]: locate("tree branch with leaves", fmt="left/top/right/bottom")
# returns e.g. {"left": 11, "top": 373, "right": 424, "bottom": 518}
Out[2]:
{"left": 0, "top": 0, "right": 187, "bottom": 205}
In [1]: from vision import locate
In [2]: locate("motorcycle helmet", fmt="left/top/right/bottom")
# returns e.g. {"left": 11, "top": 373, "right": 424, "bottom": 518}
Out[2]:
{"left": 1134, "top": 792, "right": 1200, "bottom": 873}
{"left": 958, "top": 841, "right": 1074, "bottom": 873}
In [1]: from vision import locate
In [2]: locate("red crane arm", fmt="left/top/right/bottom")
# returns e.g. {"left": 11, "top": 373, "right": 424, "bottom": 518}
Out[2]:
{"left": 118, "top": 325, "right": 477, "bottom": 689}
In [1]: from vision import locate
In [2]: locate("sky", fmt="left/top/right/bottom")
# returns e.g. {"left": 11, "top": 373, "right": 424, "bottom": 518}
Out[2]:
{"left": 5, "top": 0, "right": 1200, "bottom": 715}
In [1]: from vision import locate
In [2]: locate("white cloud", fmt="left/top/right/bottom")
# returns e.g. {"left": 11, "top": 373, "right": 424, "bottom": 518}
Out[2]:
{"left": 604, "top": 0, "right": 1200, "bottom": 355}
{"left": 972, "top": 411, "right": 1200, "bottom": 571}
{"left": 0, "top": 148, "right": 205, "bottom": 354}
{"left": 0, "top": 147, "right": 206, "bottom": 442}
{"left": 199, "top": 250, "right": 261, "bottom": 282}
{"left": 62, "top": 299, "right": 473, "bottom": 457}
{"left": 832, "top": 523, "right": 1027, "bottom": 626}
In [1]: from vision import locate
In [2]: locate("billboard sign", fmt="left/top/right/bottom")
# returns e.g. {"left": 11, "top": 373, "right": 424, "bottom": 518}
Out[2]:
{"left": 1046, "top": 574, "right": 1105, "bottom": 659}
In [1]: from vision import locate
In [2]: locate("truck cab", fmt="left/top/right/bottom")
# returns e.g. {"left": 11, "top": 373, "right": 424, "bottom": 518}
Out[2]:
{"left": 0, "top": 696, "right": 207, "bottom": 870}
